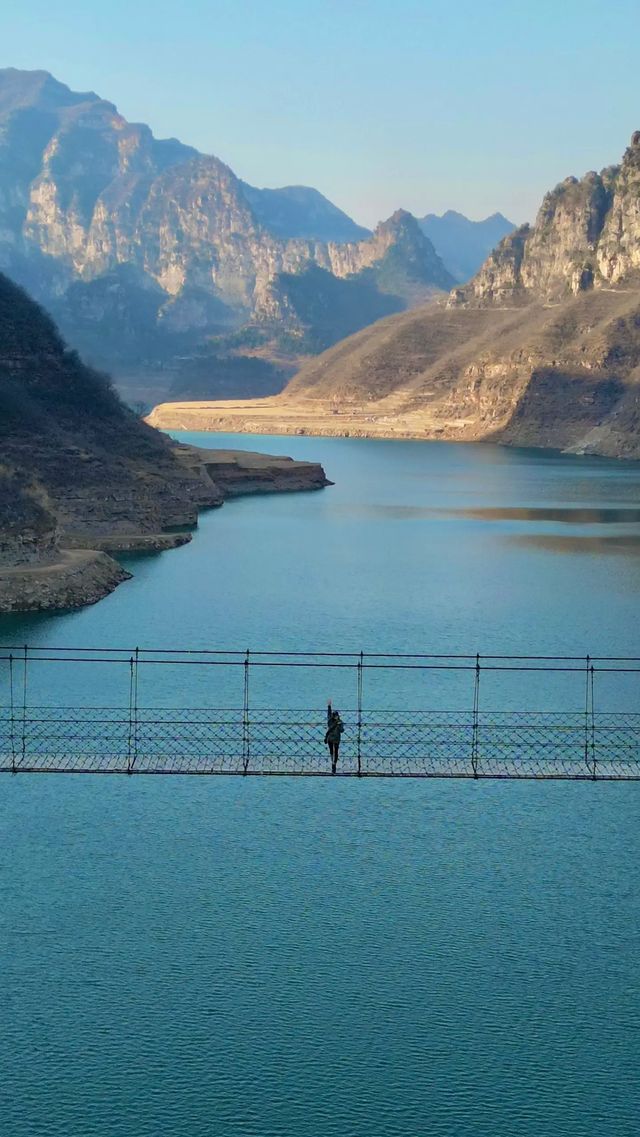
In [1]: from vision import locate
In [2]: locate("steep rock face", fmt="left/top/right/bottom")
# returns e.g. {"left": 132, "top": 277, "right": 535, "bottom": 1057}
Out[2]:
{"left": 314, "top": 210, "right": 454, "bottom": 294}
{"left": 0, "top": 69, "right": 450, "bottom": 394}
{"left": 457, "top": 137, "right": 640, "bottom": 306}
{"left": 253, "top": 213, "right": 452, "bottom": 350}
{"left": 597, "top": 133, "right": 640, "bottom": 282}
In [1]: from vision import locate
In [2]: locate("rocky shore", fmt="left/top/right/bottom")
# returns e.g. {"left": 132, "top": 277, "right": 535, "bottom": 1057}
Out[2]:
{"left": 0, "top": 447, "right": 330, "bottom": 614}
{"left": 177, "top": 445, "right": 331, "bottom": 496}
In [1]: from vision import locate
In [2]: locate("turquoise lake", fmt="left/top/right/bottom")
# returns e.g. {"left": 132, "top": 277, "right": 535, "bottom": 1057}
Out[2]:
{"left": 1, "top": 434, "right": 639, "bottom": 1135}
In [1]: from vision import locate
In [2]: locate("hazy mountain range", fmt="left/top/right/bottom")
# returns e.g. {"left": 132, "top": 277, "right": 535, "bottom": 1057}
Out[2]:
{"left": 0, "top": 67, "right": 512, "bottom": 401}
{"left": 419, "top": 211, "right": 515, "bottom": 282}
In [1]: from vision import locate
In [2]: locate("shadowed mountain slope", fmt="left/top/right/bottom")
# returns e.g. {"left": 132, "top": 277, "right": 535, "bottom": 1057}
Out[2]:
{"left": 0, "top": 272, "right": 329, "bottom": 610}
{"left": 0, "top": 272, "right": 219, "bottom": 543}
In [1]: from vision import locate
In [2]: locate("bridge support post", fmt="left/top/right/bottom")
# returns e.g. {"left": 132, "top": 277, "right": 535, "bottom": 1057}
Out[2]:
{"left": 357, "top": 652, "right": 363, "bottom": 777}
{"left": 471, "top": 654, "right": 480, "bottom": 778}
{"left": 21, "top": 644, "right": 28, "bottom": 770}
{"left": 127, "top": 648, "right": 139, "bottom": 774}
{"left": 584, "top": 656, "right": 596, "bottom": 780}
{"left": 242, "top": 650, "right": 250, "bottom": 774}
{"left": 8, "top": 654, "right": 16, "bottom": 774}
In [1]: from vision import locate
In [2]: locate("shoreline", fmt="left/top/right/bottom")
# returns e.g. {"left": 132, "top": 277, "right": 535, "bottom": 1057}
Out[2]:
{"left": 147, "top": 399, "right": 640, "bottom": 461}
{"left": 0, "top": 447, "right": 331, "bottom": 615}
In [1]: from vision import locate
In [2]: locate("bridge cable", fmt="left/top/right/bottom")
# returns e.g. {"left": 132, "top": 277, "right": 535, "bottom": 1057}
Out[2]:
{"left": 584, "top": 655, "right": 597, "bottom": 778}
{"left": 132, "top": 647, "right": 139, "bottom": 771}
{"left": 590, "top": 663, "right": 597, "bottom": 780}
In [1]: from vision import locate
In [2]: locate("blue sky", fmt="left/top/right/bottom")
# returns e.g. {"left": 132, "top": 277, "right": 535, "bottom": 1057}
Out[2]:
{"left": 2, "top": 0, "right": 639, "bottom": 227}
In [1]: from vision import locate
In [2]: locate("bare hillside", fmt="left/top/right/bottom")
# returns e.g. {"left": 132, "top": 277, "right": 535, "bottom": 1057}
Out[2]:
{"left": 149, "top": 286, "right": 640, "bottom": 457}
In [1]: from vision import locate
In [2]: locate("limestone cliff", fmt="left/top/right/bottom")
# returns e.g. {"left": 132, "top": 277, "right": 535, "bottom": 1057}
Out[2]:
{"left": 456, "top": 135, "right": 640, "bottom": 305}
{"left": 0, "top": 68, "right": 451, "bottom": 397}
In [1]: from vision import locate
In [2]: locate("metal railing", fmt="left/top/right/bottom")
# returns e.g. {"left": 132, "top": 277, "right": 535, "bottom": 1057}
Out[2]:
{"left": 1, "top": 647, "right": 639, "bottom": 779}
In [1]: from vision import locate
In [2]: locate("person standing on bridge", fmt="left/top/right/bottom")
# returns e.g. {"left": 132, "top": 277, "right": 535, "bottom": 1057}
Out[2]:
{"left": 325, "top": 701, "right": 344, "bottom": 774}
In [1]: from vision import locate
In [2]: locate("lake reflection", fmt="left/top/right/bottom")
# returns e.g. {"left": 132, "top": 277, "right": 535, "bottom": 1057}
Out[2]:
{"left": 332, "top": 504, "right": 640, "bottom": 526}
{"left": 457, "top": 506, "right": 640, "bottom": 524}
{"left": 507, "top": 533, "right": 640, "bottom": 554}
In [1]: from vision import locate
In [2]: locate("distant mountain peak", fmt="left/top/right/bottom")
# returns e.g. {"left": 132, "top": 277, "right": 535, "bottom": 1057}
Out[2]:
{"left": 418, "top": 209, "right": 516, "bottom": 282}
{"left": 0, "top": 67, "right": 110, "bottom": 115}
{"left": 374, "top": 209, "right": 428, "bottom": 244}
{"left": 364, "top": 211, "right": 455, "bottom": 294}
{"left": 240, "top": 180, "right": 369, "bottom": 243}
{"left": 384, "top": 207, "right": 414, "bottom": 224}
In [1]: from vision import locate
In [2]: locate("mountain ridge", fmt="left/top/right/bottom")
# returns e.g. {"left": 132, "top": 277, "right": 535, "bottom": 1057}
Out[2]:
{"left": 0, "top": 67, "right": 452, "bottom": 399}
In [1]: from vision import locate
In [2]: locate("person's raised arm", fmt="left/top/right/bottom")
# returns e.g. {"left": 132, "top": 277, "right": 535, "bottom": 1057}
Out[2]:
{"left": 327, "top": 700, "right": 332, "bottom": 726}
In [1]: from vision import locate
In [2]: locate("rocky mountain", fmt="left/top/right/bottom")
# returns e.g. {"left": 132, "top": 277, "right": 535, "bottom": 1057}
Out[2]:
{"left": 0, "top": 68, "right": 452, "bottom": 401}
{"left": 419, "top": 210, "right": 515, "bottom": 282}
{"left": 454, "top": 140, "right": 640, "bottom": 305}
{"left": 254, "top": 211, "right": 454, "bottom": 350}
{"left": 152, "top": 135, "right": 640, "bottom": 459}
{"left": 0, "top": 272, "right": 328, "bottom": 611}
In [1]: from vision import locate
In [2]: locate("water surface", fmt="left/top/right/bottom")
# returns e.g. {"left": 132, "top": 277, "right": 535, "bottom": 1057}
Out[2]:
{"left": 1, "top": 436, "right": 639, "bottom": 1136}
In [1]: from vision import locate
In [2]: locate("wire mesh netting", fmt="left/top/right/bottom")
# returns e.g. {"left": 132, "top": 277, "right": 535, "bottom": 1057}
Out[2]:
{"left": 1, "top": 647, "right": 639, "bottom": 778}
{"left": 0, "top": 706, "right": 638, "bottom": 778}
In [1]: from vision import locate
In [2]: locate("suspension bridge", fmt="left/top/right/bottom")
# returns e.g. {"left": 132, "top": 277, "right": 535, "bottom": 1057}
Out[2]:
{"left": 1, "top": 646, "right": 639, "bottom": 779}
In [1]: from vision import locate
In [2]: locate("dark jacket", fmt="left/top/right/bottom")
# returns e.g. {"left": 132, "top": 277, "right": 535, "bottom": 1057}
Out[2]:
{"left": 325, "top": 706, "right": 344, "bottom": 745}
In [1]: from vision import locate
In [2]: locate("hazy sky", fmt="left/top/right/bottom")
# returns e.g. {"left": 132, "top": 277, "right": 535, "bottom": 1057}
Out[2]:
{"left": 2, "top": 0, "right": 639, "bottom": 228}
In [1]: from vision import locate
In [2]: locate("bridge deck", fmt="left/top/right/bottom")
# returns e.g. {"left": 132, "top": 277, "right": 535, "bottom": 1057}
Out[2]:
{"left": 2, "top": 647, "right": 639, "bottom": 779}
{"left": 1, "top": 708, "right": 639, "bottom": 779}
